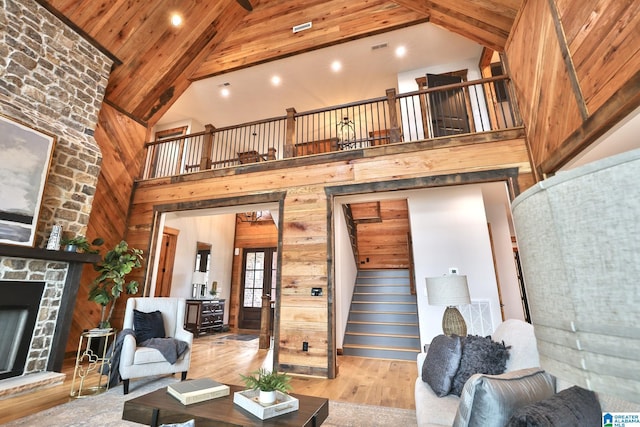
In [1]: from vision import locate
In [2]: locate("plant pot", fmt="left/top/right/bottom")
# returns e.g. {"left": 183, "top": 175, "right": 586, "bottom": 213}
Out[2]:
{"left": 64, "top": 244, "right": 78, "bottom": 252}
{"left": 259, "top": 390, "right": 276, "bottom": 405}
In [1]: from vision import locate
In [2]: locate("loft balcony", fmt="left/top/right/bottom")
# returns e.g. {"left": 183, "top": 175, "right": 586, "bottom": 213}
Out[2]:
{"left": 141, "top": 75, "right": 522, "bottom": 181}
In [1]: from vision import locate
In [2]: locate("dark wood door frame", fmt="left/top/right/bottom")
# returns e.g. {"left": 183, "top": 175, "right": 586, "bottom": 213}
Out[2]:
{"left": 146, "top": 192, "right": 286, "bottom": 369}
{"left": 325, "top": 168, "right": 521, "bottom": 379}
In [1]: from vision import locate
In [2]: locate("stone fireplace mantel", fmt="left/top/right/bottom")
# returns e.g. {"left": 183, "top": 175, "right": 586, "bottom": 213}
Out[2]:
{"left": 0, "top": 246, "right": 100, "bottom": 265}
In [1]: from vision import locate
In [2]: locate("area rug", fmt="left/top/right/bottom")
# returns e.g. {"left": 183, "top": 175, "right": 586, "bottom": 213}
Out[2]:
{"left": 215, "top": 334, "right": 259, "bottom": 341}
{"left": 3, "top": 375, "right": 417, "bottom": 426}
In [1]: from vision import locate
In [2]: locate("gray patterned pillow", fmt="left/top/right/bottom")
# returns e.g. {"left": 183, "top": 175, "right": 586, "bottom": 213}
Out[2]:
{"left": 451, "top": 335, "right": 510, "bottom": 396}
{"left": 506, "top": 386, "right": 601, "bottom": 427}
{"left": 422, "top": 334, "right": 463, "bottom": 396}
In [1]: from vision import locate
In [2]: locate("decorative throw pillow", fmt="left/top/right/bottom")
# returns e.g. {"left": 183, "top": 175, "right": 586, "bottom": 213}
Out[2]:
{"left": 506, "top": 386, "right": 602, "bottom": 427}
{"left": 451, "top": 335, "right": 510, "bottom": 396}
{"left": 133, "top": 309, "right": 166, "bottom": 344}
{"left": 422, "top": 334, "right": 463, "bottom": 396}
{"left": 452, "top": 368, "right": 556, "bottom": 427}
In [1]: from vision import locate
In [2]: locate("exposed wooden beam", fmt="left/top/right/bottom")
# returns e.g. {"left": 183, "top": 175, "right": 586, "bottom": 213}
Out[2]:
{"left": 390, "top": 0, "right": 431, "bottom": 17}
{"left": 540, "top": 69, "right": 640, "bottom": 174}
{"left": 425, "top": 0, "right": 512, "bottom": 51}
{"left": 33, "top": 0, "right": 121, "bottom": 65}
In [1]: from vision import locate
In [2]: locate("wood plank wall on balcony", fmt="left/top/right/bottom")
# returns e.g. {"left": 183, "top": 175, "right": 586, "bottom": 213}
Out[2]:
{"left": 506, "top": 0, "right": 640, "bottom": 177}
{"left": 126, "top": 137, "right": 531, "bottom": 376}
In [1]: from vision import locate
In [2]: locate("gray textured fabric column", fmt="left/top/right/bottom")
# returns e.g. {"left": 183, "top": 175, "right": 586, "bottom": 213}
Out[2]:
{"left": 512, "top": 148, "right": 640, "bottom": 403}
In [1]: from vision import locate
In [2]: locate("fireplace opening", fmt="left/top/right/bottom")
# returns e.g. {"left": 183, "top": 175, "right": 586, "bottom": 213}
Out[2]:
{"left": 0, "top": 281, "right": 45, "bottom": 380}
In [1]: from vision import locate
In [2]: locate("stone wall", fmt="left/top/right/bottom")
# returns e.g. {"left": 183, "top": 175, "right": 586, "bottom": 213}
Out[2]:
{"left": 0, "top": 0, "right": 112, "bottom": 245}
{"left": 0, "top": 0, "right": 112, "bottom": 378}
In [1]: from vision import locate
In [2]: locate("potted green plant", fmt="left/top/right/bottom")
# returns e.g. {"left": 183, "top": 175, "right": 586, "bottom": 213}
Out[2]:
{"left": 60, "top": 236, "right": 104, "bottom": 253}
{"left": 89, "top": 240, "right": 143, "bottom": 329}
{"left": 240, "top": 368, "right": 292, "bottom": 405}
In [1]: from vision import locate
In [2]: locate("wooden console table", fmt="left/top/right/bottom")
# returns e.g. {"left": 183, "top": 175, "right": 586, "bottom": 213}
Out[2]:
{"left": 185, "top": 299, "right": 225, "bottom": 336}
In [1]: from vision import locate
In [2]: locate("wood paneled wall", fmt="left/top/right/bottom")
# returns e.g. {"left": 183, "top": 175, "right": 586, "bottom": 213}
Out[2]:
{"left": 506, "top": 0, "right": 640, "bottom": 177}
{"left": 354, "top": 200, "right": 411, "bottom": 269}
{"left": 127, "top": 136, "right": 530, "bottom": 376}
{"left": 66, "top": 103, "right": 147, "bottom": 353}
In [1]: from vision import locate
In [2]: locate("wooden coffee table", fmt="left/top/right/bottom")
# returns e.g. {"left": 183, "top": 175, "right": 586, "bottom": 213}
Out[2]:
{"left": 122, "top": 384, "right": 329, "bottom": 426}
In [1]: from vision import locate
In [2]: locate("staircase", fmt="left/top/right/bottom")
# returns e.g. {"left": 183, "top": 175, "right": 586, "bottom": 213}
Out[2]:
{"left": 342, "top": 269, "right": 420, "bottom": 361}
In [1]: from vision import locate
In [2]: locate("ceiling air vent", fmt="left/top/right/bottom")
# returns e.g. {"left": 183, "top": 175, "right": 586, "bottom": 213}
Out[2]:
{"left": 371, "top": 43, "right": 388, "bottom": 51}
{"left": 292, "top": 21, "right": 312, "bottom": 33}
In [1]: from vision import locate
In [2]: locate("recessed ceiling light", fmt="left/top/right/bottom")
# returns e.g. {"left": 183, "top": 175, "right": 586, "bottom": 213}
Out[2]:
{"left": 220, "top": 87, "right": 230, "bottom": 97}
{"left": 170, "top": 13, "right": 183, "bottom": 27}
{"left": 395, "top": 46, "right": 407, "bottom": 57}
{"left": 331, "top": 60, "right": 342, "bottom": 72}
{"left": 271, "top": 75, "right": 281, "bottom": 86}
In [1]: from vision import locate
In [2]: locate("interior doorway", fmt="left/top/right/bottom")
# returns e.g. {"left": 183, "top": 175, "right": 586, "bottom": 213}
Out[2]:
{"left": 155, "top": 227, "right": 179, "bottom": 297}
{"left": 426, "top": 73, "right": 471, "bottom": 137}
{"left": 239, "top": 248, "right": 277, "bottom": 330}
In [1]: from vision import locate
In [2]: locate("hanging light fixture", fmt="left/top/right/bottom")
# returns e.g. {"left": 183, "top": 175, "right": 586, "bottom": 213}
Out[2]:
{"left": 337, "top": 116, "right": 355, "bottom": 146}
{"left": 238, "top": 211, "right": 263, "bottom": 223}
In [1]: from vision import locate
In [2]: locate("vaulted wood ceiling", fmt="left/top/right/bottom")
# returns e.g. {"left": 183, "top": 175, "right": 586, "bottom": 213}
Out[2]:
{"left": 37, "top": 0, "right": 521, "bottom": 126}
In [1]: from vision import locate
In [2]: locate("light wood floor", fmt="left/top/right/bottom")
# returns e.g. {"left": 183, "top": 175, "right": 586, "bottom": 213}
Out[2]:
{"left": 0, "top": 333, "right": 417, "bottom": 424}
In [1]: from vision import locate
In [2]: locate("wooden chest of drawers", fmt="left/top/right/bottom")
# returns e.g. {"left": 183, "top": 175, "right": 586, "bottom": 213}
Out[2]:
{"left": 185, "top": 299, "right": 225, "bottom": 336}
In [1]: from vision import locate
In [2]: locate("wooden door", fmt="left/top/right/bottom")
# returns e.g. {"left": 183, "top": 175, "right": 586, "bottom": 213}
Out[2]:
{"left": 155, "top": 227, "right": 179, "bottom": 297}
{"left": 426, "top": 73, "right": 471, "bottom": 137}
{"left": 239, "top": 248, "right": 277, "bottom": 330}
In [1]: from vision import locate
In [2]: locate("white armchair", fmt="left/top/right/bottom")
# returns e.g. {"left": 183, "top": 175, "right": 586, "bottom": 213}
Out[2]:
{"left": 119, "top": 297, "right": 193, "bottom": 394}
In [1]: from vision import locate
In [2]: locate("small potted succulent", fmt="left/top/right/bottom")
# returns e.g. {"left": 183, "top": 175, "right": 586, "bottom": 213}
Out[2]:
{"left": 240, "top": 368, "right": 292, "bottom": 405}
{"left": 61, "top": 235, "right": 104, "bottom": 253}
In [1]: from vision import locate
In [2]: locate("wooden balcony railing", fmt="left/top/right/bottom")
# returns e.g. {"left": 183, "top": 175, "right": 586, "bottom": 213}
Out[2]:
{"left": 141, "top": 75, "right": 521, "bottom": 180}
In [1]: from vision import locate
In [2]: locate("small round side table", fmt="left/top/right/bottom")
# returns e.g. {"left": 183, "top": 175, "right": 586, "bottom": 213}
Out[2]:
{"left": 69, "top": 328, "right": 117, "bottom": 398}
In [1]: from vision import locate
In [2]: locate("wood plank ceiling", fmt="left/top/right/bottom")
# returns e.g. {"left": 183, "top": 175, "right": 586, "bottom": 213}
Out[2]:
{"left": 37, "top": 0, "right": 521, "bottom": 127}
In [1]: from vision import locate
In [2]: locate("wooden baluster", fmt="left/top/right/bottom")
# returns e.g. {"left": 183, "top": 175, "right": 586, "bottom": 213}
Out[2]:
{"left": 199, "top": 124, "right": 215, "bottom": 170}
{"left": 386, "top": 88, "right": 401, "bottom": 143}
{"left": 259, "top": 295, "right": 271, "bottom": 349}
{"left": 175, "top": 138, "right": 185, "bottom": 175}
{"left": 284, "top": 107, "right": 296, "bottom": 158}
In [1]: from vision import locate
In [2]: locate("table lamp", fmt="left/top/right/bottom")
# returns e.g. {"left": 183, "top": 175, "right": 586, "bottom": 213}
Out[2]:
{"left": 426, "top": 274, "right": 471, "bottom": 336}
{"left": 192, "top": 271, "right": 208, "bottom": 298}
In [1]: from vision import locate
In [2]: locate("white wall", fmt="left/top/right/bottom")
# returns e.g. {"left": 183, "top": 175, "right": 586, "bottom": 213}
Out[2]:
{"left": 482, "top": 184, "right": 524, "bottom": 321}
{"left": 163, "top": 213, "right": 236, "bottom": 324}
{"left": 153, "top": 118, "right": 205, "bottom": 136}
{"left": 407, "top": 185, "right": 503, "bottom": 345}
{"left": 333, "top": 184, "right": 516, "bottom": 348}
{"left": 334, "top": 202, "right": 358, "bottom": 349}
{"left": 397, "top": 59, "right": 483, "bottom": 94}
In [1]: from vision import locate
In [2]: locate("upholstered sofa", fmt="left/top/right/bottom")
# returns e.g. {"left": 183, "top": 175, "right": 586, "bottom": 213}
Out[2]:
{"left": 415, "top": 319, "right": 540, "bottom": 426}
{"left": 415, "top": 319, "right": 640, "bottom": 426}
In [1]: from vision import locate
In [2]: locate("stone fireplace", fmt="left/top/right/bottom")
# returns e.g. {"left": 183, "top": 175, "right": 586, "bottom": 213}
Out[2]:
{"left": 0, "top": 280, "right": 45, "bottom": 381}
{"left": 0, "top": 247, "right": 98, "bottom": 396}
{"left": 0, "top": 0, "right": 113, "bottom": 394}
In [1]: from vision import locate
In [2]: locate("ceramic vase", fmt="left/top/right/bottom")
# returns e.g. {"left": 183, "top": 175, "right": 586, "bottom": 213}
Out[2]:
{"left": 259, "top": 390, "right": 276, "bottom": 405}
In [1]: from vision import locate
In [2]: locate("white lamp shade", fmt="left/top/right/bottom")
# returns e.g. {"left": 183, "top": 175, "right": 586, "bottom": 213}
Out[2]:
{"left": 426, "top": 275, "right": 470, "bottom": 306}
{"left": 192, "top": 271, "right": 208, "bottom": 284}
